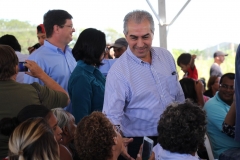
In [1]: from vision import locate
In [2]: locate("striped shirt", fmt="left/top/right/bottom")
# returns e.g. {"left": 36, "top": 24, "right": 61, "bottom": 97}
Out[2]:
{"left": 103, "top": 46, "right": 184, "bottom": 137}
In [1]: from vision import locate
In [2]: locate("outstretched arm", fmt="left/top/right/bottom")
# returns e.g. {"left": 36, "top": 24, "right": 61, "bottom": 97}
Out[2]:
{"left": 24, "top": 60, "right": 70, "bottom": 104}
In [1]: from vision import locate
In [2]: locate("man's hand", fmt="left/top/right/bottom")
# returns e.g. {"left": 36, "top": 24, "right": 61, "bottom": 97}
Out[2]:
{"left": 24, "top": 60, "right": 46, "bottom": 79}
{"left": 120, "top": 138, "right": 134, "bottom": 160}
{"left": 190, "top": 54, "right": 197, "bottom": 68}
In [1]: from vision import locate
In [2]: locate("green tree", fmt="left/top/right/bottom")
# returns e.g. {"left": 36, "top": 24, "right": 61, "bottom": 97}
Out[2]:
{"left": 0, "top": 19, "right": 37, "bottom": 54}
{"left": 103, "top": 28, "right": 124, "bottom": 44}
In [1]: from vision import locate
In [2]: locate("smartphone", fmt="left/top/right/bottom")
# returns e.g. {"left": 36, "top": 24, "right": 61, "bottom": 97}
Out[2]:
{"left": 18, "top": 62, "right": 28, "bottom": 72}
{"left": 32, "top": 43, "right": 41, "bottom": 49}
{"left": 142, "top": 136, "right": 154, "bottom": 160}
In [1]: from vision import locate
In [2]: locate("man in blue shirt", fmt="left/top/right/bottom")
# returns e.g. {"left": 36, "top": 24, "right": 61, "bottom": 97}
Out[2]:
{"left": 204, "top": 73, "right": 240, "bottom": 159}
{"left": 24, "top": 10, "right": 77, "bottom": 110}
{"left": 102, "top": 10, "right": 184, "bottom": 159}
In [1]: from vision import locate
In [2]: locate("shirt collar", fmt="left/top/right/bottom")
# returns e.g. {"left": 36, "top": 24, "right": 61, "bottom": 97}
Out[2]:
{"left": 77, "top": 60, "right": 95, "bottom": 73}
{"left": 215, "top": 91, "right": 230, "bottom": 106}
{"left": 126, "top": 46, "right": 156, "bottom": 64}
{"left": 43, "top": 40, "right": 70, "bottom": 53}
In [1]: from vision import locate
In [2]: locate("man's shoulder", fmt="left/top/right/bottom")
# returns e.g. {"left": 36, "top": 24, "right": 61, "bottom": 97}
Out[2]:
{"left": 30, "top": 45, "right": 54, "bottom": 57}
{"left": 204, "top": 95, "right": 226, "bottom": 112}
{"left": 210, "top": 63, "right": 220, "bottom": 69}
{"left": 152, "top": 47, "right": 172, "bottom": 55}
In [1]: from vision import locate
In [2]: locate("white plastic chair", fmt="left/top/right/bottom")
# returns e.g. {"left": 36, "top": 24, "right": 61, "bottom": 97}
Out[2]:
{"left": 204, "top": 134, "right": 216, "bottom": 160}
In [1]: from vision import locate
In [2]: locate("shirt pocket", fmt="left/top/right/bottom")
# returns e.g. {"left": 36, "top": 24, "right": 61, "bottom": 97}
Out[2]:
{"left": 167, "top": 75, "right": 179, "bottom": 97}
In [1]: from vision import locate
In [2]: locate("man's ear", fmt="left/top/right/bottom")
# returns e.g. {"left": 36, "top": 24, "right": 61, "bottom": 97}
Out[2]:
{"left": 53, "top": 25, "right": 60, "bottom": 34}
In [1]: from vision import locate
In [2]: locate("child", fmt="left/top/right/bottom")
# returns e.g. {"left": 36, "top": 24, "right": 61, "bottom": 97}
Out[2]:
{"left": 177, "top": 53, "right": 198, "bottom": 80}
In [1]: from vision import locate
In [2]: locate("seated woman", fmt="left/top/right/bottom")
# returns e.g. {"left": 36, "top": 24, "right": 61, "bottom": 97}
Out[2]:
{"left": 137, "top": 101, "right": 206, "bottom": 160}
{"left": 0, "top": 105, "right": 72, "bottom": 160}
{"left": 52, "top": 108, "right": 79, "bottom": 160}
{"left": 69, "top": 28, "right": 106, "bottom": 123}
{"left": 8, "top": 118, "right": 59, "bottom": 160}
{"left": 0, "top": 45, "right": 69, "bottom": 158}
{"left": 74, "top": 111, "right": 123, "bottom": 160}
{"left": 204, "top": 76, "right": 220, "bottom": 98}
{"left": 179, "top": 78, "right": 206, "bottom": 107}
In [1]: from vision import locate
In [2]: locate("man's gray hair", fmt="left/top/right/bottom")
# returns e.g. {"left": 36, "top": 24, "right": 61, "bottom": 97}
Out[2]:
{"left": 51, "top": 108, "right": 70, "bottom": 130}
{"left": 123, "top": 10, "right": 155, "bottom": 35}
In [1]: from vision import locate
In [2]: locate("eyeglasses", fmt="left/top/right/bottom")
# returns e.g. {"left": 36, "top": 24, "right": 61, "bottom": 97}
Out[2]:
{"left": 60, "top": 25, "right": 74, "bottom": 30}
{"left": 220, "top": 84, "right": 234, "bottom": 91}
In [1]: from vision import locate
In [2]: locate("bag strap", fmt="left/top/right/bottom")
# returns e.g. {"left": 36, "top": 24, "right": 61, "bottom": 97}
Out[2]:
{"left": 31, "top": 83, "right": 43, "bottom": 104}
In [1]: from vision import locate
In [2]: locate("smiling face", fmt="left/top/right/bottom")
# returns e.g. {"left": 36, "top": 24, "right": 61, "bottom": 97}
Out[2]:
{"left": 218, "top": 76, "right": 234, "bottom": 105}
{"left": 179, "top": 63, "right": 190, "bottom": 73}
{"left": 58, "top": 19, "right": 75, "bottom": 45}
{"left": 125, "top": 19, "right": 153, "bottom": 62}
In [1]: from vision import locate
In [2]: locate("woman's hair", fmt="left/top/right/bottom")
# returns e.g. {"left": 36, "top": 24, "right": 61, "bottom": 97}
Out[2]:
{"left": 72, "top": 28, "right": 106, "bottom": 67}
{"left": 74, "top": 111, "right": 116, "bottom": 160}
{"left": 8, "top": 118, "right": 59, "bottom": 160}
{"left": 0, "top": 45, "right": 18, "bottom": 80}
{"left": 157, "top": 101, "right": 206, "bottom": 154}
{"left": 0, "top": 105, "right": 51, "bottom": 137}
{"left": 207, "top": 76, "right": 219, "bottom": 90}
{"left": 179, "top": 78, "right": 197, "bottom": 103}
{"left": 52, "top": 108, "right": 69, "bottom": 129}
{"left": 0, "top": 34, "right": 21, "bottom": 52}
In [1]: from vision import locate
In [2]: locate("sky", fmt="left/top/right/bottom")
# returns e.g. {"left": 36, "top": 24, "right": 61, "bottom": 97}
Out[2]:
{"left": 1, "top": 0, "right": 240, "bottom": 51}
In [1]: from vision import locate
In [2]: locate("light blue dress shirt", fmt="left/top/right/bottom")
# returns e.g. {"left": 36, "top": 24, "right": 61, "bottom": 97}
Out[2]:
{"left": 103, "top": 47, "right": 184, "bottom": 137}
{"left": 204, "top": 92, "right": 240, "bottom": 158}
{"left": 99, "top": 59, "right": 117, "bottom": 77}
{"left": 24, "top": 40, "right": 77, "bottom": 94}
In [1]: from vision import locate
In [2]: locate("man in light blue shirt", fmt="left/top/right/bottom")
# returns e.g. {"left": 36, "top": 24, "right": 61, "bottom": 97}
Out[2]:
{"left": 24, "top": 10, "right": 76, "bottom": 110}
{"left": 204, "top": 73, "right": 240, "bottom": 159}
{"left": 102, "top": 10, "right": 184, "bottom": 159}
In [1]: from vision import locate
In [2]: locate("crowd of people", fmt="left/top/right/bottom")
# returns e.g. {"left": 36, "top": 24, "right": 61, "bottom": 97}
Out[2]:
{"left": 0, "top": 8, "right": 239, "bottom": 160}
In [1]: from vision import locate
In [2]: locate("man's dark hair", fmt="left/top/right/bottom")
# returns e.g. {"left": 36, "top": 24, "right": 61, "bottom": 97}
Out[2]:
{"left": 177, "top": 53, "right": 191, "bottom": 66}
{"left": 219, "top": 73, "right": 235, "bottom": 84}
{"left": 158, "top": 101, "right": 206, "bottom": 154}
{"left": 0, "top": 34, "right": 21, "bottom": 52}
{"left": 72, "top": 28, "right": 106, "bottom": 67}
{"left": 43, "top": 10, "right": 73, "bottom": 38}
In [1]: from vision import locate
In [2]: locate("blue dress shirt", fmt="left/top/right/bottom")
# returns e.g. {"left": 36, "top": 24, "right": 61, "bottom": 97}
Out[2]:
{"left": 99, "top": 59, "right": 117, "bottom": 77}
{"left": 68, "top": 60, "right": 106, "bottom": 123}
{"left": 24, "top": 40, "right": 77, "bottom": 93}
{"left": 103, "top": 47, "right": 184, "bottom": 137}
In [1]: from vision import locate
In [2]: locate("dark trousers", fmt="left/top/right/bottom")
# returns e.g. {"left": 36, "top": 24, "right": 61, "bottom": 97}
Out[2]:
{"left": 118, "top": 136, "right": 158, "bottom": 160}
